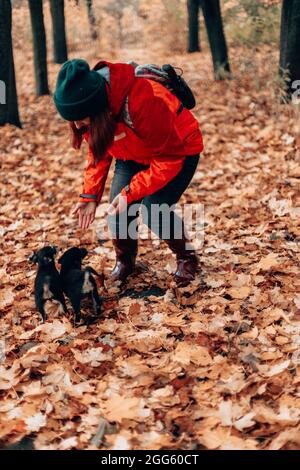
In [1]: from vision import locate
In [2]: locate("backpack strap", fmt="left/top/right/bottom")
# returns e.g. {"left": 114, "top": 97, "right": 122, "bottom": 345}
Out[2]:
{"left": 122, "top": 96, "right": 135, "bottom": 129}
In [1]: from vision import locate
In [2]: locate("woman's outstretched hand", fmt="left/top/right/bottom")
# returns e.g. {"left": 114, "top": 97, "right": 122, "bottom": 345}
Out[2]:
{"left": 106, "top": 193, "right": 128, "bottom": 217}
{"left": 72, "top": 201, "right": 97, "bottom": 230}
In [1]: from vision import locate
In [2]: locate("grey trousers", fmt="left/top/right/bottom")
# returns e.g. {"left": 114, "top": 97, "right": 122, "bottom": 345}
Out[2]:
{"left": 107, "top": 154, "right": 200, "bottom": 240}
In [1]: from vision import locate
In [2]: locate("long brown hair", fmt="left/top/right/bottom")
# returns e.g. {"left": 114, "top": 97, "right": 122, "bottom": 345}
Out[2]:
{"left": 69, "top": 107, "right": 117, "bottom": 165}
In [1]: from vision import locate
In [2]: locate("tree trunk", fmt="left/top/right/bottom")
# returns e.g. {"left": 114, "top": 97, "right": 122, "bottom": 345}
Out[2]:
{"left": 50, "top": 0, "right": 68, "bottom": 64}
{"left": 28, "top": 0, "right": 49, "bottom": 96}
{"left": 201, "top": 0, "right": 230, "bottom": 80}
{"left": 86, "top": 0, "right": 98, "bottom": 40}
{"left": 279, "top": 0, "right": 300, "bottom": 101}
{"left": 187, "top": 0, "right": 201, "bottom": 53}
{"left": 0, "top": 0, "right": 21, "bottom": 128}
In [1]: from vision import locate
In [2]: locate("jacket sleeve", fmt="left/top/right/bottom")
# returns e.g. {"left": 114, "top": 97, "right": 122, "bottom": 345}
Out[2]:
{"left": 120, "top": 154, "right": 186, "bottom": 205}
{"left": 79, "top": 145, "right": 113, "bottom": 205}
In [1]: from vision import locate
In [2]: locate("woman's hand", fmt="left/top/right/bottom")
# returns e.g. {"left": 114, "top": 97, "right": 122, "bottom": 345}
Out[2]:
{"left": 106, "top": 193, "right": 128, "bottom": 217}
{"left": 72, "top": 201, "right": 97, "bottom": 230}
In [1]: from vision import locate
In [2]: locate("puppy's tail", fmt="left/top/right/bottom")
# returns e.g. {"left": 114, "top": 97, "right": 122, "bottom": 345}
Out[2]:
{"left": 85, "top": 266, "right": 99, "bottom": 277}
{"left": 84, "top": 266, "right": 105, "bottom": 287}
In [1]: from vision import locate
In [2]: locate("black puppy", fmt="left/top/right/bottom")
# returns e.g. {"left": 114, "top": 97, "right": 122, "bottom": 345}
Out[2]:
{"left": 29, "top": 246, "right": 67, "bottom": 322}
{"left": 58, "top": 247, "right": 102, "bottom": 324}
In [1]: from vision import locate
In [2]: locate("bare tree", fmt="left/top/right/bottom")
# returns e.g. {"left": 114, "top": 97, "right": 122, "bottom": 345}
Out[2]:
{"left": 104, "top": 0, "right": 139, "bottom": 45}
{"left": 280, "top": 0, "right": 300, "bottom": 101}
{"left": 0, "top": 0, "right": 21, "bottom": 127}
{"left": 187, "top": 0, "right": 201, "bottom": 53}
{"left": 202, "top": 0, "right": 230, "bottom": 80}
{"left": 86, "top": 0, "right": 98, "bottom": 40}
{"left": 50, "top": 0, "right": 68, "bottom": 64}
{"left": 28, "top": 0, "right": 50, "bottom": 96}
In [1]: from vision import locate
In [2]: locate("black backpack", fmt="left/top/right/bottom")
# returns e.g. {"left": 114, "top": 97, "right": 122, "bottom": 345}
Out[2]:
{"left": 129, "top": 62, "right": 196, "bottom": 108}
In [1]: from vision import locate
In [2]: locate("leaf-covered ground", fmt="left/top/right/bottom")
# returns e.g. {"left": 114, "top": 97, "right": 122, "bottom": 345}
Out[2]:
{"left": 0, "top": 1, "right": 300, "bottom": 451}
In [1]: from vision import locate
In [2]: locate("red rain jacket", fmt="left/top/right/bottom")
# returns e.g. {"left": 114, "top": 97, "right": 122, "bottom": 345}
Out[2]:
{"left": 80, "top": 60, "right": 204, "bottom": 205}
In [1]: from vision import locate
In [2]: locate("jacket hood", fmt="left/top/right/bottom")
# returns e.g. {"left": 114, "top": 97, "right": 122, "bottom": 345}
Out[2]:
{"left": 92, "top": 60, "right": 136, "bottom": 117}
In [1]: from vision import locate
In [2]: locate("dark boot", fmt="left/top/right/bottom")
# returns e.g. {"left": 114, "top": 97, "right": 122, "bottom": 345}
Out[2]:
{"left": 164, "top": 232, "right": 199, "bottom": 287}
{"left": 109, "top": 237, "right": 138, "bottom": 283}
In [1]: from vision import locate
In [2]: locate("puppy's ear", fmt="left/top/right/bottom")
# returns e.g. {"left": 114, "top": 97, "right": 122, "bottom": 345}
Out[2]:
{"left": 29, "top": 252, "right": 38, "bottom": 264}
{"left": 80, "top": 248, "right": 88, "bottom": 259}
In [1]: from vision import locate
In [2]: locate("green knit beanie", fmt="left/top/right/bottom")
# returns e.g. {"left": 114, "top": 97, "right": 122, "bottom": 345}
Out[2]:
{"left": 53, "top": 59, "right": 108, "bottom": 121}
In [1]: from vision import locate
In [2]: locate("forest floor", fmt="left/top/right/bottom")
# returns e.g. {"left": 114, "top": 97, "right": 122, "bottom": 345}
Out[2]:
{"left": 0, "top": 3, "right": 300, "bottom": 451}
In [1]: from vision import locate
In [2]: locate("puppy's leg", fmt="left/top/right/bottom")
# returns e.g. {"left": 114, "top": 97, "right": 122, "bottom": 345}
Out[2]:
{"left": 35, "top": 296, "right": 47, "bottom": 322}
{"left": 91, "top": 282, "right": 102, "bottom": 316}
{"left": 69, "top": 293, "right": 82, "bottom": 324}
{"left": 54, "top": 292, "right": 68, "bottom": 314}
{"left": 86, "top": 266, "right": 99, "bottom": 277}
